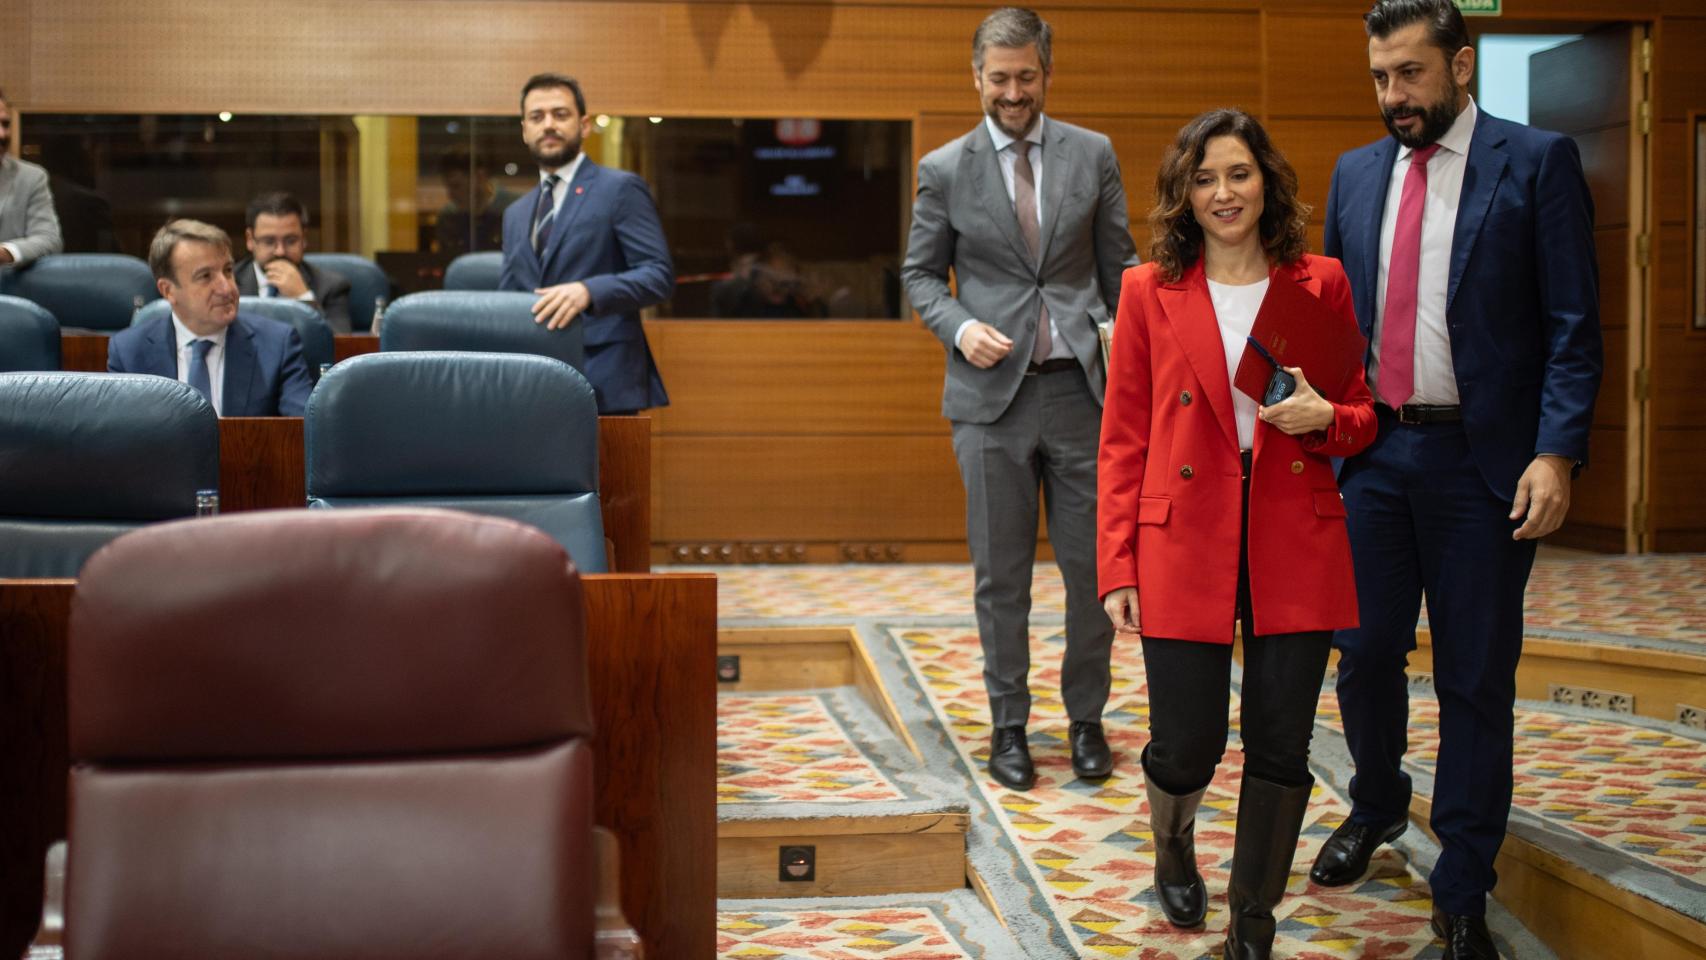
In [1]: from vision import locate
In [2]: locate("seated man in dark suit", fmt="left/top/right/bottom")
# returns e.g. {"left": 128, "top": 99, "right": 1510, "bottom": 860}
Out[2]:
{"left": 109, "top": 219, "right": 312, "bottom": 417}
{"left": 232, "top": 191, "right": 353, "bottom": 333}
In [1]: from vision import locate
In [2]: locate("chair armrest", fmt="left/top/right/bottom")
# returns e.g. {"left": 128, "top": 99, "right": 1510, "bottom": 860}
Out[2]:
{"left": 25, "top": 841, "right": 66, "bottom": 959}
{"left": 593, "top": 826, "right": 643, "bottom": 960}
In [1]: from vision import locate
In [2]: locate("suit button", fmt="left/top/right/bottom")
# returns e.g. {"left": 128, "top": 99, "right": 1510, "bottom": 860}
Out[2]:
{"left": 1180, "top": 465, "right": 1194, "bottom": 479}
{"left": 1291, "top": 460, "right": 1304, "bottom": 474}
{"left": 1180, "top": 390, "right": 1192, "bottom": 406}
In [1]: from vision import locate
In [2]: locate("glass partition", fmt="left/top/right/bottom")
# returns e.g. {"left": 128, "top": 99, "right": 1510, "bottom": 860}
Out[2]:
{"left": 21, "top": 113, "right": 910, "bottom": 318}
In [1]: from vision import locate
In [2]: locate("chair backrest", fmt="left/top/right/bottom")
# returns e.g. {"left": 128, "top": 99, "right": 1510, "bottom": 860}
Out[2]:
{"left": 135, "top": 296, "right": 335, "bottom": 381}
{"left": 65, "top": 508, "right": 595, "bottom": 959}
{"left": 303, "top": 253, "right": 392, "bottom": 332}
{"left": 0, "top": 294, "right": 61, "bottom": 371}
{"left": 0, "top": 254, "right": 158, "bottom": 332}
{"left": 443, "top": 251, "right": 505, "bottom": 291}
{"left": 0, "top": 372, "right": 218, "bottom": 577}
{"left": 305, "top": 351, "right": 607, "bottom": 571}
{"left": 380, "top": 290, "right": 584, "bottom": 372}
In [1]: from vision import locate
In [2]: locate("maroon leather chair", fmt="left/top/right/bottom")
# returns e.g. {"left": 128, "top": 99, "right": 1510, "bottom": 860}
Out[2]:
{"left": 28, "top": 507, "right": 639, "bottom": 959}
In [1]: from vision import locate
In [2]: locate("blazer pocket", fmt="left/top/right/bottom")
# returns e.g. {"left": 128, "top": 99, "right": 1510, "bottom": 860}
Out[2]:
{"left": 1312, "top": 489, "right": 1347, "bottom": 518}
{"left": 1137, "top": 497, "right": 1171, "bottom": 525}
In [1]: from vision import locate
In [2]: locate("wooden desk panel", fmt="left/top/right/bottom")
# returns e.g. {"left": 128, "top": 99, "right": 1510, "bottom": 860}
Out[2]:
{"left": 0, "top": 572, "right": 715, "bottom": 960}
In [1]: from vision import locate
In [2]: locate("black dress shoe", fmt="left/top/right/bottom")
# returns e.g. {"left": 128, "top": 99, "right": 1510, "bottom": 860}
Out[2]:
{"left": 1431, "top": 908, "right": 1499, "bottom": 959}
{"left": 988, "top": 725, "right": 1035, "bottom": 791}
{"left": 1069, "top": 721, "right": 1113, "bottom": 779}
{"left": 1308, "top": 816, "right": 1406, "bottom": 886}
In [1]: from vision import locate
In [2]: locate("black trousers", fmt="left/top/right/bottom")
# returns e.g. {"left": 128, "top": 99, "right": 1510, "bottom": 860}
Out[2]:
{"left": 1142, "top": 450, "right": 1333, "bottom": 794}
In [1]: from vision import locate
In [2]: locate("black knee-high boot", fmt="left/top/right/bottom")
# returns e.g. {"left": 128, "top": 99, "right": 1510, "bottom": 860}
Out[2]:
{"left": 1223, "top": 773, "right": 1312, "bottom": 960}
{"left": 1142, "top": 747, "right": 1207, "bottom": 927}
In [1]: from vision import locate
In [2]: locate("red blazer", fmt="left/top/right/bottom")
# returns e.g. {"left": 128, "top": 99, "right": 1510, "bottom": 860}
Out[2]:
{"left": 1097, "top": 255, "right": 1376, "bottom": 644}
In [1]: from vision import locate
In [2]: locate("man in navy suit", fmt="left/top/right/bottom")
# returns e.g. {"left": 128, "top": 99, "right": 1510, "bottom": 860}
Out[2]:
{"left": 109, "top": 219, "right": 312, "bottom": 417}
{"left": 499, "top": 73, "right": 673, "bottom": 414}
{"left": 1308, "top": 3, "right": 1602, "bottom": 956}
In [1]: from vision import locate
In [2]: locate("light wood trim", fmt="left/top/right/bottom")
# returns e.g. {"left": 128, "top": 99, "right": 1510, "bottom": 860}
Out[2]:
{"left": 714, "top": 640, "right": 857, "bottom": 691}
{"left": 850, "top": 630, "right": 926, "bottom": 762}
{"left": 718, "top": 826, "right": 967, "bottom": 899}
{"left": 967, "top": 865, "right": 1010, "bottom": 930}
{"left": 718, "top": 812, "right": 968, "bottom": 839}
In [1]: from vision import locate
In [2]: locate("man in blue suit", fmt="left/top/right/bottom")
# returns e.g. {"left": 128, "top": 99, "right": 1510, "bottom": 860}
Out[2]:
{"left": 500, "top": 73, "right": 673, "bottom": 414}
{"left": 1308, "top": 3, "right": 1602, "bottom": 956}
{"left": 109, "top": 219, "right": 312, "bottom": 417}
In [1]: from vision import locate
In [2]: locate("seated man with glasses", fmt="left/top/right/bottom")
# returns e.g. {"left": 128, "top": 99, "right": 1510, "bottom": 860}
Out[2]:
{"left": 233, "top": 191, "right": 353, "bottom": 333}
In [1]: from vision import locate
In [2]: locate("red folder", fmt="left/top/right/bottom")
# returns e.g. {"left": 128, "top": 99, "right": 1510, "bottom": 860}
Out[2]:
{"left": 1232, "top": 274, "right": 1367, "bottom": 404}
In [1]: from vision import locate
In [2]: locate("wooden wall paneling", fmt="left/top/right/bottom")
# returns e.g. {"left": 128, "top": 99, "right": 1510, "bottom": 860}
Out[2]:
{"left": 645, "top": 321, "right": 947, "bottom": 436}
{"left": 1263, "top": 12, "right": 1379, "bottom": 120}
{"left": 0, "top": 573, "right": 714, "bottom": 960}
{"left": 0, "top": 581, "right": 72, "bottom": 960}
{"left": 1571, "top": 125, "right": 1634, "bottom": 232}
{"left": 219, "top": 418, "right": 307, "bottom": 512}
{"left": 1565, "top": 425, "right": 1628, "bottom": 531}
{"left": 1653, "top": 223, "right": 1690, "bottom": 329}
{"left": 1263, "top": 118, "right": 1388, "bottom": 222}
{"left": 0, "top": 6, "right": 29, "bottom": 110}
{"left": 653, "top": 435, "right": 965, "bottom": 543}
{"left": 1653, "top": 17, "right": 1706, "bottom": 123}
{"left": 1596, "top": 306, "right": 1630, "bottom": 430}
{"left": 1651, "top": 427, "right": 1706, "bottom": 531}
{"left": 1651, "top": 326, "right": 1706, "bottom": 424}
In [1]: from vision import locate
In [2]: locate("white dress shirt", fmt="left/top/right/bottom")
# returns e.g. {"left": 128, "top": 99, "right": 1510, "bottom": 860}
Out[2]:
{"left": 954, "top": 115, "right": 1068, "bottom": 361}
{"left": 534, "top": 151, "right": 589, "bottom": 248}
{"left": 252, "top": 261, "right": 317, "bottom": 304}
{"left": 1370, "top": 98, "right": 1478, "bottom": 405}
{"left": 1208, "top": 277, "right": 1269, "bottom": 450}
{"left": 171, "top": 313, "right": 227, "bottom": 415}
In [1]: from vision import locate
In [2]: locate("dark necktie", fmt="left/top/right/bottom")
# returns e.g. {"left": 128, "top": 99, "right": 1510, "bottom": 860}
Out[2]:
{"left": 187, "top": 339, "right": 215, "bottom": 410}
{"left": 1378, "top": 143, "right": 1440, "bottom": 408}
{"left": 1012, "top": 142, "right": 1051, "bottom": 364}
{"left": 532, "top": 174, "right": 561, "bottom": 255}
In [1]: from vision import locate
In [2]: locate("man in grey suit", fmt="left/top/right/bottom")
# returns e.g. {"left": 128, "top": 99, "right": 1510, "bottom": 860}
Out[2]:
{"left": 902, "top": 6, "right": 1137, "bottom": 791}
{"left": 0, "top": 88, "right": 64, "bottom": 269}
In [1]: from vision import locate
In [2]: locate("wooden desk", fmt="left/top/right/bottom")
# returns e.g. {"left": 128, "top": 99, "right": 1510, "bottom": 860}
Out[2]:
{"left": 0, "top": 572, "right": 715, "bottom": 960}
{"left": 56, "top": 334, "right": 650, "bottom": 574}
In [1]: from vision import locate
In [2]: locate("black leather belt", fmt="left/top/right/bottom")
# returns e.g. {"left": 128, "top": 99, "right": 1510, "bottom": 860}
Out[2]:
{"left": 1025, "top": 358, "right": 1079, "bottom": 376}
{"left": 1376, "top": 402, "right": 1463, "bottom": 424}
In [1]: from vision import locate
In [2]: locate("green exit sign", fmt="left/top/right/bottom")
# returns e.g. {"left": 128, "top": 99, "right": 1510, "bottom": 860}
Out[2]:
{"left": 1456, "top": 0, "right": 1502, "bottom": 15}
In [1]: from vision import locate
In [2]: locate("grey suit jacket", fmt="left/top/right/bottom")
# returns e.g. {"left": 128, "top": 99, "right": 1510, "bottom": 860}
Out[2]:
{"left": 902, "top": 117, "right": 1137, "bottom": 424}
{"left": 0, "top": 155, "right": 64, "bottom": 268}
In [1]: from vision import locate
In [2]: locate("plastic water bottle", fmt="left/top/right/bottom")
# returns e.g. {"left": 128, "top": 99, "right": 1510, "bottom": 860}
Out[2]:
{"left": 195, "top": 489, "right": 220, "bottom": 517}
{"left": 369, "top": 296, "right": 387, "bottom": 337}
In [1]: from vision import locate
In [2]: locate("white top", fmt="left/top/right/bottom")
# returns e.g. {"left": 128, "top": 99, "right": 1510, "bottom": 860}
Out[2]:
{"left": 535, "top": 151, "right": 589, "bottom": 247}
{"left": 1208, "top": 276, "right": 1269, "bottom": 451}
{"left": 1371, "top": 97, "right": 1478, "bottom": 405}
{"left": 953, "top": 114, "right": 1067, "bottom": 361}
{"left": 171, "top": 313, "right": 227, "bottom": 415}
{"left": 251, "top": 261, "right": 317, "bottom": 304}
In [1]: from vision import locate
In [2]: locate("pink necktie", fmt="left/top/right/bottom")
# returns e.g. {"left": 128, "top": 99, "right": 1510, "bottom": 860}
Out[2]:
{"left": 1378, "top": 143, "right": 1440, "bottom": 409}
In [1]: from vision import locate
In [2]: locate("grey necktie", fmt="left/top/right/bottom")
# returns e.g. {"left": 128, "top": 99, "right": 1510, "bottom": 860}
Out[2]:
{"left": 533, "top": 173, "right": 561, "bottom": 255}
{"left": 1012, "top": 143, "right": 1051, "bottom": 364}
{"left": 187, "top": 339, "right": 214, "bottom": 409}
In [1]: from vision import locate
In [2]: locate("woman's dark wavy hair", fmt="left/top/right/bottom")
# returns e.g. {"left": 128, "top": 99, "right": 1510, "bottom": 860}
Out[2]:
{"left": 1147, "top": 109, "right": 1311, "bottom": 282}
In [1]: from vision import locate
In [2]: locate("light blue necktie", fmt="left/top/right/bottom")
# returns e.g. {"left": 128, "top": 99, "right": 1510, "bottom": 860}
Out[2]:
{"left": 187, "top": 339, "right": 215, "bottom": 409}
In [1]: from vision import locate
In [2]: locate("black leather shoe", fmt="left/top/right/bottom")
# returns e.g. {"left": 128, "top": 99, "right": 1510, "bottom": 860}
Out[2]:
{"left": 987, "top": 725, "right": 1035, "bottom": 791}
{"left": 1069, "top": 721, "right": 1113, "bottom": 779}
{"left": 1431, "top": 908, "right": 1498, "bottom": 959}
{"left": 1308, "top": 816, "right": 1406, "bottom": 886}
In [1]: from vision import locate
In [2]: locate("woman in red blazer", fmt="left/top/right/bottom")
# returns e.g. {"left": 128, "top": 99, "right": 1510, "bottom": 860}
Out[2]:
{"left": 1097, "top": 109, "right": 1375, "bottom": 960}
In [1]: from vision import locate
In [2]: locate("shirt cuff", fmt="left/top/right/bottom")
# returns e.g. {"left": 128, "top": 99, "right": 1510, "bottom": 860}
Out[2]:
{"left": 296, "top": 290, "right": 317, "bottom": 303}
{"left": 954, "top": 318, "right": 978, "bottom": 351}
{"left": 1, "top": 242, "right": 20, "bottom": 264}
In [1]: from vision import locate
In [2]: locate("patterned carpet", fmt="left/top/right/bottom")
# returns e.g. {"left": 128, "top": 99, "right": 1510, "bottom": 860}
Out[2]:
{"left": 719, "top": 693, "right": 907, "bottom": 805}
{"left": 887, "top": 625, "right": 1449, "bottom": 959}
{"left": 718, "top": 891, "right": 1023, "bottom": 959}
{"left": 1317, "top": 694, "right": 1706, "bottom": 884}
{"left": 707, "top": 549, "right": 1706, "bottom": 647}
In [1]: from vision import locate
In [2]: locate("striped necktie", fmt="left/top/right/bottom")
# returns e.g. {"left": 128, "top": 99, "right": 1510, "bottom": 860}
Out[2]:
{"left": 532, "top": 174, "right": 561, "bottom": 255}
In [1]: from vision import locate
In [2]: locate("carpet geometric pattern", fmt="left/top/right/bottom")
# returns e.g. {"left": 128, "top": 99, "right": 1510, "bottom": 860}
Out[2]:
{"left": 700, "top": 549, "right": 1706, "bottom": 648}
{"left": 890, "top": 625, "right": 1445, "bottom": 959}
{"left": 719, "top": 693, "right": 907, "bottom": 805}
{"left": 717, "top": 902, "right": 985, "bottom": 959}
{"left": 1317, "top": 693, "right": 1706, "bottom": 882}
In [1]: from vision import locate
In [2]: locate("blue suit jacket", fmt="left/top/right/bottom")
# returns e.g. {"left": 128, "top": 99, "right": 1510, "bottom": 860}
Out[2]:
{"left": 1323, "top": 109, "right": 1603, "bottom": 501}
{"left": 107, "top": 312, "right": 313, "bottom": 417}
{"left": 500, "top": 159, "right": 673, "bottom": 412}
